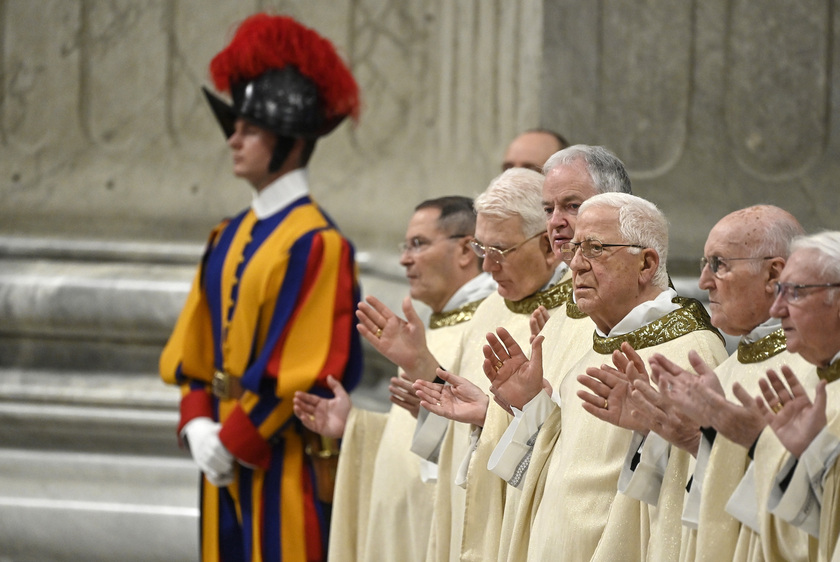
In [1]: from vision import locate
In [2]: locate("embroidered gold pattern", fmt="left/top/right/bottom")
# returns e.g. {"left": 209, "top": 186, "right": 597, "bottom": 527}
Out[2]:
{"left": 429, "top": 299, "right": 485, "bottom": 330}
{"left": 817, "top": 360, "right": 840, "bottom": 384}
{"left": 566, "top": 300, "right": 587, "bottom": 319}
{"left": 737, "top": 329, "right": 787, "bottom": 364}
{"left": 592, "top": 297, "right": 724, "bottom": 353}
{"left": 504, "top": 279, "right": 573, "bottom": 314}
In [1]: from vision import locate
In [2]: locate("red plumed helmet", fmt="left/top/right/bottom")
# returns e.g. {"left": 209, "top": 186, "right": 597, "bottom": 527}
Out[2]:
{"left": 202, "top": 13, "right": 361, "bottom": 139}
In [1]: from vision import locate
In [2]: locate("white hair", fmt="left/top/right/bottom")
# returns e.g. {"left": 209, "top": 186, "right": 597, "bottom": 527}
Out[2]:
{"left": 543, "top": 144, "right": 632, "bottom": 195}
{"left": 578, "top": 192, "right": 670, "bottom": 289}
{"left": 474, "top": 168, "right": 546, "bottom": 237}
{"left": 790, "top": 231, "right": 840, "bottom": 282}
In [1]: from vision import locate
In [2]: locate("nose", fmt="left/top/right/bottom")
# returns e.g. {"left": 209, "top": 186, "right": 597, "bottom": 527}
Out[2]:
{"left": 769, "top": 291, "right": 787, "bottom": 318}
{"left": 698, "top": 264, "right": 715, "bottom": 291}
{"left": 569, "top": 246, "right": 588, "bottom": 272}
{"left": 482, "top": 256, "right": 500, "bottom": 273}
{"left": 227, "top": 131, "right": 241, "bottom": 149}
{"left": 399, "top": 249, "right": 413, "bottom": 266}
{"left": 548, "top": 208, "right": 569, "bottom": 231}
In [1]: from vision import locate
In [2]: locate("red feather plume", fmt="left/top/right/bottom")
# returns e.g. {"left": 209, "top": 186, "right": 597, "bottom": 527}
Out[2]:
{"left": 209, "top": 14, "right": 360, "bottom": 122}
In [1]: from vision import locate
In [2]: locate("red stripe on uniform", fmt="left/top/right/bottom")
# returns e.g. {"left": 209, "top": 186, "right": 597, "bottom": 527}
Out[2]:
{"left": 219, "top": 405, "right": 272, "bottom": 470}
{"left": 316, "top": 240, "right": 355, "bottom": 385}
{"left": 179, "top": 388, "right": 214, "bottom": 434}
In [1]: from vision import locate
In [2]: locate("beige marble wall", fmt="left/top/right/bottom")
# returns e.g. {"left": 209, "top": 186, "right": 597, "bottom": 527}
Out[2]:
{"left": 541, "top": 0, "right": 839, "bottom": 265}
{"left": 0, "top": 0, "right": 542, "bottom": 249}
{"left": 2, "top": 0, "right": 837, "bottom": 266}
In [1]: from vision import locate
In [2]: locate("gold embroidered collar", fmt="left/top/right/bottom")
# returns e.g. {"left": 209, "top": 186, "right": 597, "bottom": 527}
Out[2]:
{"left": 429, "top": 299, "right": 485, "bottom": 330}
{"left": 817, "top": 360, "right": 840, "bottom": 384}
{"left": 566, "top": 299, "right": 587, "bottom": 319}
{"left": 737, "top": 328, "right": 786, "bottom": 364}
{"left": 504, "top": 278, "right": 573, "bottom": 315}
{"left": 592, "top": 296, "right": 724, "bottom": 354}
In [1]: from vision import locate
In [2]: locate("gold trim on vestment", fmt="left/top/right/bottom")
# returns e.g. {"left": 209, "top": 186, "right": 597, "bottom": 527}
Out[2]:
{"left": 429, "top": 299, "right": 485, "bottom": 330}
{"left": 592, "top": 296, "right": 724, "bottom": 354}
{"left": 817, "top": 360, "right": 840, "bottom": 384}
{"left": 566, "top": 300, "right": 587, "bottom": 319}
{"left": 504, "top": 278, "right": 573, "bottom": 314}
{"left": 737, "top": 328, "right": 787, "bottom": 364}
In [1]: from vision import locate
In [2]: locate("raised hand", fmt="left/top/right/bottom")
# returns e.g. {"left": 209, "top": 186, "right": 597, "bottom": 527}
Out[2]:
{"left": 529, "top": 305, "right": 550, "bottom": 344}
{"left": 757, "top": 366, "right": 828, "bottom": 458}
{"left": 709, "top": 381, "right": 766, "bottom": 449}
{"left": 650, "top": 350, "right": 723, "bottom": 428}
{"left": 631, "top": 377, "right": 702, "bottom": 456}
{"left": 293, "top": 375, "right": 351, "bottom": 439}
{"left": 414, "top": 368, "right": 490, "bottom": 427}
{"left": 578, "top": 359, "right": 648, "bottom": 433}
{"left": 356, "top": 295, "right": 439, "bottom": 380}
{"left": 389, "top": 373, "right": 421, "bottom": 418}
{"left": 483, "top": 328, "right": 547, "bottom": 411}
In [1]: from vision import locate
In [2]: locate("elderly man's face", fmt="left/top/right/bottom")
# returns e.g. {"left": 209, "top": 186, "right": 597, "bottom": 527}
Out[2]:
{"left": 770, "top": 249, "right": 840, "bottom": 366}
{"left": 399, "top": 207, "right": 467, "bottom": 313}
{"left": 570, "top": 206, "right": 648, "bottom": 333}
{"left": 698, "top": 216, "right": 779, "bottom": 336}
{"left": 542, "top": 160, "right": 599, "bottom": 259}
{"left": 474, "top": 214, "right": 553, "bottom": 302}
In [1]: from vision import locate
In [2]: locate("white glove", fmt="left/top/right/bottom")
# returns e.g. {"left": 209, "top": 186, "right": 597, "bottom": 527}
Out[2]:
{"left": 182, "top": 417, "right": 235, "bottom": 486}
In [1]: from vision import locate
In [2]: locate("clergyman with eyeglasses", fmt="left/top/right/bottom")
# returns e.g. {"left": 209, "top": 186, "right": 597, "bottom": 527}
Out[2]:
{"left": 355, "top": 167, "right": 567, "bottom": 561}
{"left": 487, "top": 192, "right": 729, "bottom": 561}
{"left": 599, "top": 204, "right": 813, "bottom": 562}
{"left": 293, "top": 196, "right": 495, "bottom": 562}
{"left": 732, "top": 230, "right": 840, "bottom": 562}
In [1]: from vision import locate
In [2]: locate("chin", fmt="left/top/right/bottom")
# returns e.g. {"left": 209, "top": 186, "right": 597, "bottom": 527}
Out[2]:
{"left": 497, "top": 286, "right": 524, "bottom": 301}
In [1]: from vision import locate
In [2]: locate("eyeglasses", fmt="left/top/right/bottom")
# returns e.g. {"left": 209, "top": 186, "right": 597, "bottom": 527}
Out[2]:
{"left": 699, "top": 256, "right": 774, "bottom": 278}
{"left": 558, "top": 239, "right": 646, "bottom": 262}
{"left": 774, "top": 282, "right": 840, "bottom": 302}
{"left": 398, "top": 234, "right": 467, "bottom": 254}
{"left": 469, "top": 231, "right": 544, "bottom": 264}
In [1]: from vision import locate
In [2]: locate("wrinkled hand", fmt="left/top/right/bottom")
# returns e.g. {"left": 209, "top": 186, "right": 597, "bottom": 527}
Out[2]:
{"left": 483, "top": 328, "right": 547, "bottom": 411}
{"left": 578, "top": 347, "right": 649, "bottom": 433}
{"left": 631, "top": 379, "right": 702, "bottom": 456}
{"left": 650, "top": 350, "right": 724, "bottom": 428}
{"left": 529, "top": 305, "right": 550, "bottom": 345}
{"left": 356, "top": 296, "right": 438, "bottom": 380}
{"left": 390, "top": 373, "right": 421, "bottom": 418}
{"left": 293, "top": 375, "right": 351, "bottom": 439}
{"left": 757, "top": 366, "right": 827, "bottom": 458}
{"left": 414, "top": 368, "right": 489, "bottom": 427}
{"left": 183, "top": 417, "right": 235, "bottom": 486}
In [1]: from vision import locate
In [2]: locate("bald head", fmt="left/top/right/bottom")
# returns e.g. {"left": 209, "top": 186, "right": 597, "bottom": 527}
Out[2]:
{"left": 502, "top": 130, "right": 567, "bottom": 173}
{"left": 716, "top": 205, "right": 804, "bottom": 259}
{"left": 699, "top": 205, "right": 804, "bottom": 336}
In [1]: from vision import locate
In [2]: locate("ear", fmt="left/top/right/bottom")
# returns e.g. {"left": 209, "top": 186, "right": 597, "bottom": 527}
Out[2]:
{"left": 638, "top": 248, "right": 660, "bottom": 285}
{"left": 765, "top": 257, "right": 786, "bottom": 294}
{"left": 456, "top": 237, "right": 477, "bottom": 269}
{"left": 540, "top": 232, "right": 560, "bottom": 268}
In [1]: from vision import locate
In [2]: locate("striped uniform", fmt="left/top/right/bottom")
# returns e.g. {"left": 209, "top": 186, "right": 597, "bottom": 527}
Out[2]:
{"left": 161, "top": 195, "right": 363, "bottom": 561}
